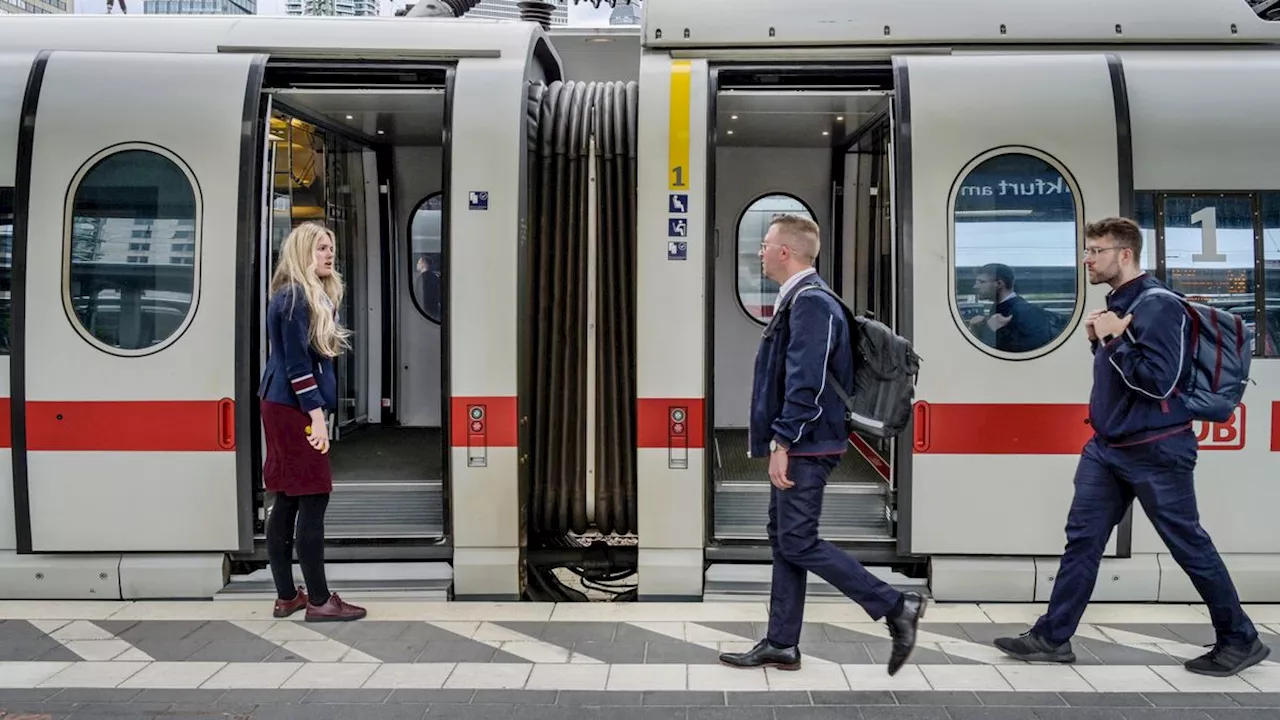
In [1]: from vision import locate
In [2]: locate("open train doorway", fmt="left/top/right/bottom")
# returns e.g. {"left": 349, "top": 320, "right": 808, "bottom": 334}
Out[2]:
{"left": 233, "top": 62, "right": 452, "bottom": 595}
{"left": 703, "top": 66, "right": 921, "bottom": 597}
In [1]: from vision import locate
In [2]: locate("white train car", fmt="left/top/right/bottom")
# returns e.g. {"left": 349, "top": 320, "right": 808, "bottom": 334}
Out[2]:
{"left": 633, "top": 0, "right": 1280, "bottom": 603}
{"left": 0, "top": 14, "right": 571, "bottom": 600}
{"left": 0, "top": 0, "right": 1277, "bottom": 604}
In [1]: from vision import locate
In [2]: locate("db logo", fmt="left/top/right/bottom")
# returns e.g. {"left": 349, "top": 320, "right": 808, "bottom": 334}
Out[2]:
{"left": 1193, "top": 404, "right": 1245, "bottom": 450}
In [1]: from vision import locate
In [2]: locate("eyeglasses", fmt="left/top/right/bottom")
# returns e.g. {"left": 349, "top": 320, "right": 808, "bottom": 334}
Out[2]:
{"left": 1082, "top": 246, "right": 1124, "bottom": 258}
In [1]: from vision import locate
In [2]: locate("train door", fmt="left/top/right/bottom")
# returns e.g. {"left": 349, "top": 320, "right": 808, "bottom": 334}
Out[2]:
{"left": 1115, "top": 52, "right": 1280, "bottom": 600}
{"left": 699, "top": 66, "right": 904, "bottom": 597}
{"left": 13, "top": 50, "right": 265, "bottom": 552}
{"left": 254, "top": 66, "right": 451, "bottom": 555}
{"left": 893, "top": 54, "right": 1125, "bottom": 559}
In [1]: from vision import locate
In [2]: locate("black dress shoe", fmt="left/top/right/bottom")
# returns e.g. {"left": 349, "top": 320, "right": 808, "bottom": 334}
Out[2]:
{"left": 886, "top": 591, "right": 926, "bottom": 676}
{"left": 719, "top": 639, "right": 801, "bottom": 671}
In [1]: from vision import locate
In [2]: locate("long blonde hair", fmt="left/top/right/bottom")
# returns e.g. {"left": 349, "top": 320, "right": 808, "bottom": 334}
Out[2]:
{"left": 270, "top": 221, "right": 352, "bottom": 358}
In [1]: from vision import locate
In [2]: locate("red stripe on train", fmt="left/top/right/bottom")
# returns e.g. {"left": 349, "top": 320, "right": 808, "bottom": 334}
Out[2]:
{"left": 912, "top": 401, "right": 1094, "bottom": 454}
{"left": 449, "top": 396, "right": 518, "bottom": 448}
{"left": 24, "top": 400, "right": 234, "bottom": 452}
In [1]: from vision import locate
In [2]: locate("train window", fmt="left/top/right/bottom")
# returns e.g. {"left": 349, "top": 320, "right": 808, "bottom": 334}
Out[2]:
{"left": 1161, "top": 194, "right": 1257, "bottom": 352}
{"left": 951, "top": 150, "right": 1080, "bottom": 357}
{"left": 0, "top": 187, "right": 12, "bottom": 355}
{"left": 736, "top": 193, "right": 817, "bottom": 324}
{"left": 1259, "top": 193, "right": 1280, "bottom": 357}
{"left": 408, "top": 192, "right": 443, "bottom": 324}
{"left": 65, "top": 146, "right": 199, "bottom": 355}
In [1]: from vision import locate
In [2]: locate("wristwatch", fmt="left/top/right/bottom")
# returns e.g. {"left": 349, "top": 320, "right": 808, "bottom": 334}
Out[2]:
{"left": 769, "top": 438, "right": 789, "bottom": 453}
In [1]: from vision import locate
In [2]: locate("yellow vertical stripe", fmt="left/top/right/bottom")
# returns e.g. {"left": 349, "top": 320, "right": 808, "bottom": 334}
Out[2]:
{"left": 668, "top": 60, "right": 691, "bottom": 191}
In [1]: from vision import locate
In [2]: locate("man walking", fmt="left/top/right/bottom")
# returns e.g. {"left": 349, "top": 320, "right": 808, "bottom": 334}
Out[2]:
{"left": 719, "top": 213, "right": 925, "bottom": 676}
{"left": 993, "top": 217, "right": 1269, "bottom": 677}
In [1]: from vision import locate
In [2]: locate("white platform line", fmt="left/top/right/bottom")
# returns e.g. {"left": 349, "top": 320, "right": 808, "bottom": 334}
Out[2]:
{"left": 30, "top": 620, "right": 155, "bottom": 662}
{"left": 624, "top": 620, "right": 835, "bottom": 666}
{"left": 0, "top": 661, "right": 1275, "bottom": 691}
{"left": 229, "top": 620, "right": 379, "bottom": 663}
{"left": 427, "top": 621, "right": 605, "bottom": 664}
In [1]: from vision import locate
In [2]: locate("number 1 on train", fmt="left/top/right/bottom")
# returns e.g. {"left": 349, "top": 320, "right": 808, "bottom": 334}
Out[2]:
{"left": 1191, "top": 206, "right": 1227, "bottom": 263}
{"left": 671, "top": 165, "right": 685, "bottom": 189}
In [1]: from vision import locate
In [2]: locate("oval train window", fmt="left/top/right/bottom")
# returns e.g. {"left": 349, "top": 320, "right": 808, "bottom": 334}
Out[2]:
{"left": 736, "top": 193, "right": 816, "bottom": 324}
{"left": 952, "top": 151, "right": 1080, "bottom": 357}
{"left": 409, "top": 192, "right": 443, "bottom": 324}
{"left": 66, "top": 147, "right": 199, "bottom": 354}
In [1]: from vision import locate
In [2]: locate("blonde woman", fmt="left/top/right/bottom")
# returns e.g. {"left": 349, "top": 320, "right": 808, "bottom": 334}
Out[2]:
{"left": 258, "top": 221, "right": 365, "bottom": 622}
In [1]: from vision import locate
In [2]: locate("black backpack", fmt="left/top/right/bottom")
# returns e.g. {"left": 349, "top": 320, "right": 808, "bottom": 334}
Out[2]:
{"left": 781, "top": 283, "right": 922, "bottom": 439}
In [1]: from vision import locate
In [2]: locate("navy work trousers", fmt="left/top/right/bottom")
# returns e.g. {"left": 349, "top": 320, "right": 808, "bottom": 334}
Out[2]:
{"left": 767, "top": 454, "right": 902, "bottom": 647}
{"left": 1032, "top": 428, "right": 1257, "bottom": 646}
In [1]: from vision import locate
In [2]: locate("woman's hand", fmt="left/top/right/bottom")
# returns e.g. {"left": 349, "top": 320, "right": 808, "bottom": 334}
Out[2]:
{"left": 306, "top": 409, "right": 330, "bottom": 454}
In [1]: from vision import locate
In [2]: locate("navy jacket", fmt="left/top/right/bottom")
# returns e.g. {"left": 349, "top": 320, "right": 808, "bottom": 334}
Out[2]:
{"left": 1089, "top": 273, "right": 1194, "bottom": 443}
{"left": 259, "top": 285, "right": 337, "bottom": 415}
{"left": 992, "top": 295, "right": 1057, "bottom": 353}
{"left": 748, "top": 275, "right": 854, "bottom": 458}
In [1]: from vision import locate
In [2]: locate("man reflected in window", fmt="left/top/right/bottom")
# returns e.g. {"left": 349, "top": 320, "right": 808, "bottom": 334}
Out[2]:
{"left": 967, "top": 263, "right": 1056, "bottom": 352}
{"left": 416, "top": 254, "right": 441, "bottom": 320}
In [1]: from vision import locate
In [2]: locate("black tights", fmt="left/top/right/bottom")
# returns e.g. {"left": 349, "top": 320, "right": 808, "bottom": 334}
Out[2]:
{"left": 266, "top": 492, "right": 331, "bottom": 605}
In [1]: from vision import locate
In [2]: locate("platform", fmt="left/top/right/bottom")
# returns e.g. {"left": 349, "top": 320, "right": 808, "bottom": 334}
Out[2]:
{"left": 0, "top": 601, "right": 1278, "bottom": 718}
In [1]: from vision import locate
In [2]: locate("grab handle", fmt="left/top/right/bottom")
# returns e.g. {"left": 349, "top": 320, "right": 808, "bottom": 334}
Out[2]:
{"left": 912, "top": 401, "right": 930, "bottom": 453}
{"left": 217, "top": 398, "right": 236, "bottom": 450}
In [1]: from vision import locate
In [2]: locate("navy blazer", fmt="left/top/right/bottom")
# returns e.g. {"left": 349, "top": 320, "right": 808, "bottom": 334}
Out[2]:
{"left": 259, "top": 285, "right": 337, "bottom": 415}
{"left": 747, "top": 275, "right": 855, "bottom": 458}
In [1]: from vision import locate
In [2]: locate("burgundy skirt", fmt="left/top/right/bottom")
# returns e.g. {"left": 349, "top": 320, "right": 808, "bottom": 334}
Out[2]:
{"left": 260, "top": 399, "right": 333, "bottom": 496}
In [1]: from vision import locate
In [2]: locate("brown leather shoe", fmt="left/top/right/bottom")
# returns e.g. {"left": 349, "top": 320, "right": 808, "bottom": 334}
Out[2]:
{"left": 273, "top": 587, "right": 308, "bottom": 618}
{"left": 305, "top": 592, "right": 367, "bottom": 622}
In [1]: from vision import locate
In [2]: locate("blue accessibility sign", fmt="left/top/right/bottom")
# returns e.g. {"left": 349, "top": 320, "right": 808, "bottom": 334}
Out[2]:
{"left": 668, "top": 218, "right": 687, "bottom": 237}
{"left": 668, "top": 241, "right": 688, "bottom": 261}
{"left": 668, "top": 194, "right": 688, "bottom": 214}
{"left": 468, "top": 191, "right": 489, "bottom": 210}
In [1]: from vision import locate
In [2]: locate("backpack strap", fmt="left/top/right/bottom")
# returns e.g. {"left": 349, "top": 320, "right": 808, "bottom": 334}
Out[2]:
{"left": 772, "top": 280, "right": 859, "bottom": 421}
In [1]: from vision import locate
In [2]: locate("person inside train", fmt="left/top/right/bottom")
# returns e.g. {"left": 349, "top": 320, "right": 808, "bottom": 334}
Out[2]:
{"left": 719, "top": 213, "right": 926, "bottom": 676}
{"left": 966, "top": 262, "right": 1058, "bottom": 352}
{"left": 259, "top": 221, "right": 367, "bottom": 623}
{"left": 992, "top": 217, "right": 1269, "bottom": 677}
{"left": 416, "top": 253, "right": 441, "bottom": 319}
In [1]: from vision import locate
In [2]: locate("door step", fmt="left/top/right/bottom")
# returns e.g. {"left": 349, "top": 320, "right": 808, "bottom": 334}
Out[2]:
{"left": 217, "top": 561, "right": 453, "bottom": 601}
{"left": 713, "top": 480, "right": 892, "bottom": 541}
{"left": 325, "top": 480, "right": 445, "bottom": 539}
{"left": 703, "top": 562, "right": 927, "bottom": 602}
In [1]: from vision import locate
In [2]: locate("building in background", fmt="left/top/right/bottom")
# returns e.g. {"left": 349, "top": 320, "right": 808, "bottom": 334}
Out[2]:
{"left": 143, "top": 0, "right": 254, "bottom": 12}
{"left": 1, "top": 0, "right": 72, "bottom": 14}
{"left": 285, "top": 0, "right": 376, "bottom": 15}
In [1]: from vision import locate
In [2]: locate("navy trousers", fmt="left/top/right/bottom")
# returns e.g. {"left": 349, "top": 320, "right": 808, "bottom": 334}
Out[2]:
{"left": 767, "top": 454, "right": 902, "bottom": 647}
{"left": 1032, "top": 428, "right": 1257, "bottom": 647}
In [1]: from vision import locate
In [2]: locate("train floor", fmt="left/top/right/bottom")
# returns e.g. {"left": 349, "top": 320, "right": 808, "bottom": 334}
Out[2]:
{"left": 712, "top": 429, "right": 892, "bottom": 541}
{"left": 0, "top": 601, "right": 1277, "bottom": 718}
{"left": 324, "top": 425, "right": 446, "bottom": 540}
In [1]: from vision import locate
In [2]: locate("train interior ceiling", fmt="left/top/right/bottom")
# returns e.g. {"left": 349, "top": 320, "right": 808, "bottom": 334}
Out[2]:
{"left": 231, "top": 67, "right": 450, "bottom": 596}
{"left": 706, "top": 68, "right": 917, "bottom": 598}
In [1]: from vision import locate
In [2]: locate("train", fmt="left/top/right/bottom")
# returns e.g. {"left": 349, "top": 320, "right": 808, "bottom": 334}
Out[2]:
{"left": 0, "top": 0, "right": 1278, "bottom": 605}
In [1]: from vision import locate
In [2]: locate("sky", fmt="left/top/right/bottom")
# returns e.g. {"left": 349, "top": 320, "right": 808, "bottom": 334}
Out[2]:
{"left": 73, "top": 0, "right": 628, "bottom": 19}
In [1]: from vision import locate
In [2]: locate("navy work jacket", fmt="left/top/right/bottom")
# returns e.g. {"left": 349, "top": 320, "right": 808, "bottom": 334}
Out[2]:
{"left": 747, "top": 275, "right": 854, "bottom": 458}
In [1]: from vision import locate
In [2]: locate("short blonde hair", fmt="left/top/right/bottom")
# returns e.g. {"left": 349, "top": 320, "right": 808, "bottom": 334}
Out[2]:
{"left": 769, "top": 213, "right": 821, "bottom": 260}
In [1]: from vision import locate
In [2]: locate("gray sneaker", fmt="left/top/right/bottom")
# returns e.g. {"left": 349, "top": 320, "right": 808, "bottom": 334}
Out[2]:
{"left": 993, "top": 631, "right": 1076, "bottom": 663}
{"left": 1184, "top": 638, "right": 1270, "bottom": 677}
